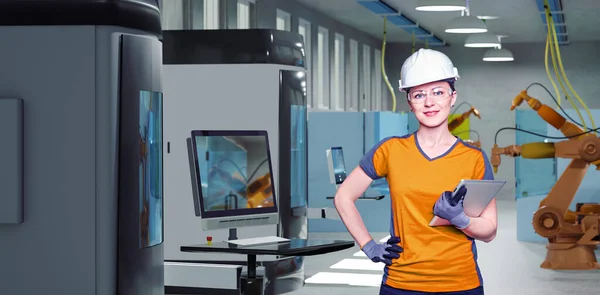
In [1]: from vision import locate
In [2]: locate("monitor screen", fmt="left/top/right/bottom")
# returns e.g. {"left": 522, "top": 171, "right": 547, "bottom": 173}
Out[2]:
{"left": 190, "top": 130, "right": 278, "bottom": 218}
{"left": 330, "top": 147, "right": 347, "bottom": 184}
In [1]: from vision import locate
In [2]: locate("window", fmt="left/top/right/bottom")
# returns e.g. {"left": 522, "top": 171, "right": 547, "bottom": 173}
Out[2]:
{"left": 204, "top": 0, "right": 220, "bottom": 29}
{"left": 316, "top": 26, "right": 330, "bottom": 109}
{"left": 161, "top": 0, "right": 185, "bottom": 30}
{"left": 188, "top": 0, "right": 204, "bottom": 29}
{"left": 276, "top": 9, "right": 291, "bottom": 31}
{"left": 373, "top": 49, "right": 383, "bottom": 111}
{"left": 298, "top": 18, "right": 312, "bottom": 107}
{"left": 362, "top": 44, "right": 371, "bottom": 111}
{"left": 348, "top": 39, "right": 359, "bottom": 111}
{"left": 332, "top": 33, "right": 345, "bottom": 111}
{"left": 138, "top": 90, "right": 164, "bottom": 248}
{"left": 237, "top": 0, "right": 250, "bottom": 29}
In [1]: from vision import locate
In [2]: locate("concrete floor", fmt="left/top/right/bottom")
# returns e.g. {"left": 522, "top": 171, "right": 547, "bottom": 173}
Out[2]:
{"left": 293, "top": 199, "right": 600, "bottom": 295}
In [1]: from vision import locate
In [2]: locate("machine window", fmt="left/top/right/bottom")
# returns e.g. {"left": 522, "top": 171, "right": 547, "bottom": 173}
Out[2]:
{"left": 139, "top": 90, "right": 164, "bottom": 249}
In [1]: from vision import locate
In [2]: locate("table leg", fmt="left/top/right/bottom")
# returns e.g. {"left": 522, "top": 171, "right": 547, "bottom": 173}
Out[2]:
{"left": 247, "top": 254, "right": 257, "bottom": 278}
{"left": 243, "top": 254, "right": 262, "bottom": 295}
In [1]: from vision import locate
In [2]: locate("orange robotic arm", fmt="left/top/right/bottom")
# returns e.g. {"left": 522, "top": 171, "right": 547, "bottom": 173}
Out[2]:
{"left": 492, "top": 138, "right": 600, "bottom": 209}
{"left": 491, "top": 137, "right": 600, "bottom": 269}
{"left": 246, "top": 173, "right": 274, "bottom": 208}
{"left": 491, "top": 90, "right": 600, "bottom": 270}
{"left": 498, "top": 90, "right": 600, "bottom": 169}
{"left": 448, "top": 106, "right": 481, "bottom": 132}
{"left": 511, "top": 90, "right": 594, "bottom": 139}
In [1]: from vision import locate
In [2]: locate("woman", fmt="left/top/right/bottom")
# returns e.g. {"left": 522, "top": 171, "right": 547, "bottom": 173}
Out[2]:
{"left": 333, "top": 49, "right": 497, "bottom": 295}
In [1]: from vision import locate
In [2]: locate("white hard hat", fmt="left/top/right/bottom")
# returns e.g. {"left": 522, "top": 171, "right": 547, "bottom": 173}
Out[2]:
{"left": 399, "top": 48, "right": 459, "bottom": 92}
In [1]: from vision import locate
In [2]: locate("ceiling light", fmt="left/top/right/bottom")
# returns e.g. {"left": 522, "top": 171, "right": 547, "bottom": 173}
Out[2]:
{"left": 483, "top": 48, "right": 514, "bottom": 62}
{"left": 445, "top": 15, "right": 487, "bottom": 33}
{"left": 477, "top": 16, "right": 499, "bottom": 20}
{"left": 464, "top": 32, "right": 500, "bottom": 48}
{"left": 415, "top": 0, "right": 466, "bottom": 11}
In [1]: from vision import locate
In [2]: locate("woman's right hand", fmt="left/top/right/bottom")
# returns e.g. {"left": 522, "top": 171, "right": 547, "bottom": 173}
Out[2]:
{"left": 361, "top": 236, "right": 403, "bottom": 265}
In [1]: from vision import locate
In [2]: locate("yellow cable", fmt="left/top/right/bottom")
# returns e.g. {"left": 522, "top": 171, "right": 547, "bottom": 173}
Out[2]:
{"left": 548, "top": 21, "right": 580, "bottom": 121}
{"left": 543, "top": 5, "right": 575, "bottom": 118}
{"left": 545, "top": 3, "right": 583, "bottom": 126}
{"left": 550, "top": 34, "right": 585, "bottom": 127}
{"left": 544, "top": 0, "right": 596, "bottom": 129}
{"left": 544, "top": 3, "right": 586, "bottom": 129}
{"left": 543, "top": 27, "right": 561, "bottom": 107}
{"left": 381, "top": 16, "right": 396, "bottom": 112}
{"left": 550, "top": 15, "right": 595, "bottom": 130}
{"left": 544, "top": 35, "right": 560, "bottom": 106}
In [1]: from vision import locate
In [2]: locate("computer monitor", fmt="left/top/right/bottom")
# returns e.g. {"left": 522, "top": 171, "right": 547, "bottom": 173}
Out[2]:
{"left": 187, "top": 130, "right": 279, "bottom": 231}
{"left": 326, "top": 146, "right": 347, "bottom": 185}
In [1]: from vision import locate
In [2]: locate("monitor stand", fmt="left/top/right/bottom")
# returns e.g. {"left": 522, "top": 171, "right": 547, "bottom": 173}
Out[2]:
{"left": 229, "top": 228, "right": 238, "bottom": 241}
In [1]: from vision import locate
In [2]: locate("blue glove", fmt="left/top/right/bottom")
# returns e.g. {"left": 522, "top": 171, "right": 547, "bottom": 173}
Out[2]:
{"left": 361, "top": 236, "right": 403, "bottom": 265}
{"left": 433, "top": 186, "right": 470, "bottom": 229}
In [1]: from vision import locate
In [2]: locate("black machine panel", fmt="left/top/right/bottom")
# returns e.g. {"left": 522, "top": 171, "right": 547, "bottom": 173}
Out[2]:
{"left": 118, "top": 34, "right": 164, "bottom": 295}
{"left": 0, "top": 0, "right": 161, "bottom": 36}
{"left": 278, "top": 70, "right": 308, "bottom": 240}
{"left": 162, "top": 29, "right": 306, "bottom": 67}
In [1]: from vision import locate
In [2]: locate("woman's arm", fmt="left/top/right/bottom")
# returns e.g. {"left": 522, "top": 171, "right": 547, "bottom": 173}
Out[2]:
{"left": 460, "top": 198, "right": 498, "bottom": 243}
{"left": 333, "top": 167, "right": 375, "bottom": 248}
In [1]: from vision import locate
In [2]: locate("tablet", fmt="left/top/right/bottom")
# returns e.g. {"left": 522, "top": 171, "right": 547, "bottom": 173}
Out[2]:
{"left": 429, "top": 179, "right": 506, "bottom": 227}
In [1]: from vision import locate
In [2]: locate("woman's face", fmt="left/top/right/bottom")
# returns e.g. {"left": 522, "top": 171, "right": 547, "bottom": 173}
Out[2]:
{"left": 407, "top": 80, "right": 456, "bottom": 128}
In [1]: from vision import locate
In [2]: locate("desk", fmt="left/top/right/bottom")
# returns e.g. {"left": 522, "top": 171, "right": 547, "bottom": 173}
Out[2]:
{"left": 181, "top": 238, "right": 354, "bottom": 295}
{"left": 325, "top": 178, "right": 390, "bottom": 201}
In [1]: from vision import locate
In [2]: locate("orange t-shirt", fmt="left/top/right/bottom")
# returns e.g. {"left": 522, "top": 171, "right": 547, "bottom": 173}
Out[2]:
{"left": 359, "top": 132, "right": 494, "bottom": 293}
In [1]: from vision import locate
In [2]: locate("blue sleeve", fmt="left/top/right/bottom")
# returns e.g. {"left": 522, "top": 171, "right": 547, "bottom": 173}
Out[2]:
{"left": 480, "top": 150, "right": 494, "bottom": 180}
{"left": 359, "top": 137, "right": 393, "bottom": 180}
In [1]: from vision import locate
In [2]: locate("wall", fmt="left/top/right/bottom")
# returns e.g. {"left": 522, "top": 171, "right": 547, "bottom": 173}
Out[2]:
{"left": 384, "top": 41, "right": 600, "bottom": 200}
{"left": 161, "top": 0, "right": 184, "bottom": 29}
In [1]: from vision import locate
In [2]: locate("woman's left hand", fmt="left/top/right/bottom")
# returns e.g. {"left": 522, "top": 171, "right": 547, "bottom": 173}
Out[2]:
{"left": 433, "top": 187, "right": 470, "bottom": 229}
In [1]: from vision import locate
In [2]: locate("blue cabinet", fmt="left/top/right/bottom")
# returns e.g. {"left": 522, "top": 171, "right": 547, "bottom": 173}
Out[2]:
{"left": 514, "top": 109, "right": 556, "bottom": 198}
{"left": 407, "top": 112, "right": 419, "bottom": 134}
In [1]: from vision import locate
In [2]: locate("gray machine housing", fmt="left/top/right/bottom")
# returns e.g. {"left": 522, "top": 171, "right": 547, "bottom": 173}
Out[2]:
{"left": 162, "top": 29, "right": 309, "bottom": 295}
{"left": 0, "top": 1, "right": 165, "bottom": 295}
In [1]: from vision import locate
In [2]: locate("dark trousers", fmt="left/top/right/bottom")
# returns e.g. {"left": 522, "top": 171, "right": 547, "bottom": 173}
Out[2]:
{"left": 379, "top": 283, "right": 484, "bottom": 295}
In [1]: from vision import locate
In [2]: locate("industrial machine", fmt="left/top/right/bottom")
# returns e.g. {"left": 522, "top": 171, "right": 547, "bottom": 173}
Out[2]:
{"left": 162, "top": 29, "right": 309, "bottom": 294}
{"left": 0, "top": 1, "right": 164, "bottom": 294}
{"left": 326, "top": 147, "right": 348, "bottom": 187}
{"left": 491, "top": 90, "right": 600, "bottom": 270}
{"left": 325, "top": 146, "right": 387, "bottom": 201}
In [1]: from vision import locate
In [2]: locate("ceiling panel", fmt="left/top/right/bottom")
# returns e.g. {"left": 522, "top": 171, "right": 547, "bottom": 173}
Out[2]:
{"left": 295, "top": 0, "right": 600, "bottom": 46}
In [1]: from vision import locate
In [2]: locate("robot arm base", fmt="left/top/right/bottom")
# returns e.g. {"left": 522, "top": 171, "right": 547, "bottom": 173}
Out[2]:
{"left": 541, "top": 244, "right": 600, "bottom": 270}
{"left": 533, "top": 205, "right": 600, "bottom": 270}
